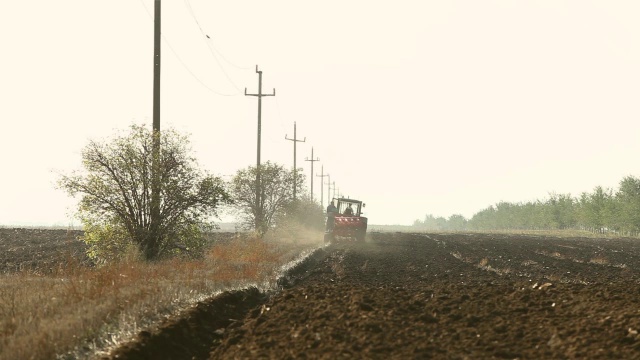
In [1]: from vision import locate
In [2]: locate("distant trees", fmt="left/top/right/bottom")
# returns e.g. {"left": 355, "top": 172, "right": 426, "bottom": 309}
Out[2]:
{"left": 577, "top": 186, "right": 615, "bottom": 233}
{"left": 413, "top": 214, "right": 467, "bottom": 231}
{"left": 58, "top": 125, "right": 230, "bottom": 263}
{"left": 413, "top": 175, "right": 640, "bottom": 236}
{"left": 614, "top": 177, "right": 640, "bottom": 234}
{"left": 448, "top": 214, "right": 468, "bottom": 230}
{"left": 468, "top": 196, "right": 578, "bottom": 231}
{"left": 230, "top": 161, "right": 315, "bottom": 235}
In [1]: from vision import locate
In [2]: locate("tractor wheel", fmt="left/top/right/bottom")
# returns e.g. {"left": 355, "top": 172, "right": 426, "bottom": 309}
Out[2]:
{"left": 356, "top": 230, "right": 366, "bottom": 242}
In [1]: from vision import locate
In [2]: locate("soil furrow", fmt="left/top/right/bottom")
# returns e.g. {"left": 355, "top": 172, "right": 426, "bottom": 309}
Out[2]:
{"left": 107, "top": 232, "right": 640, "bottom": 359}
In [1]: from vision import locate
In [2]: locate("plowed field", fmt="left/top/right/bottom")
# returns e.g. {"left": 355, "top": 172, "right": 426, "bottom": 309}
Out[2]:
{"left": 0, "top": 228, "right": 87, "bottom": 274}
{"left": 110, "top": 232, "right": 640, "bottom": 359}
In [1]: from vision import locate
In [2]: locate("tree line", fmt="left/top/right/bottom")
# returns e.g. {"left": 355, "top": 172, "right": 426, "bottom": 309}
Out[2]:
{"left": 58, "top": 125, "right": 324, "bottom": 264}
{"left": 413, "top": 176, "right": 640, "bottom": 236}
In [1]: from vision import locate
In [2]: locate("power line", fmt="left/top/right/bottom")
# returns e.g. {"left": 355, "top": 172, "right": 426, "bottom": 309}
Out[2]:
{"left": 261, "top": 96, "right": 287, "bottom": 146}
{"left": 183, "top": 0, "right": 252, "bottom": 71}
{"left": 138, "top": 0, "right": 240, "bottom": 96}
{"left": 182, "top": 0, "right": 249, "bottom": 92}
{"left": 164, "top": 37, "right": 240, "bottom": 96}
{"left": 274, "top": 96, "right": 287, "bottom": 134}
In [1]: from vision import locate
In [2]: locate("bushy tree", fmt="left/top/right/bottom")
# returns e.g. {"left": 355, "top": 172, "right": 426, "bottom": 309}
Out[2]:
{"left": 543, "top": 193, "right": 576, "bottom": 229}
{"left": 584, "top": 186, "right": 615, "bottom": 233}
{"left": 413, "top": 214, "right": 456, "bottom": 231}
{"left": 447, "top": 214, "right": 468, "bottom": 230}
{"left": 58, "top": 125, "right": 230, "bottom": 262}
{"left": 230, "top": 161, "right": 304, "bottom": 235}
{"left": 469, "top": 206, "right": 497, "bottom": 230}
{"left": 615, "top": 176, "right": 640, "bottom": 234}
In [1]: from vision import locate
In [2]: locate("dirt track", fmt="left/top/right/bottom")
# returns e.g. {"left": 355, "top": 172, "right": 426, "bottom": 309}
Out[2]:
{"left": 111, "top": 232, "right": 640, "bottom": 359}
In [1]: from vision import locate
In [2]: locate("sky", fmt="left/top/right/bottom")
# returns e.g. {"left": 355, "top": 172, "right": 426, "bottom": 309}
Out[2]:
{"left": 1, "top": 0, "right": 639, "bottom": 226}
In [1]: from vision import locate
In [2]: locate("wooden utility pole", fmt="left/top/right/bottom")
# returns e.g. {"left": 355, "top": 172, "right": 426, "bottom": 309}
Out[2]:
{"left": 285, "top": 122, "right": 305, "bottom": 201}
{"left": 149, "top": 0, "right": 161, "bottom": 257}
{"left": 316, "top": 165, "right": 329, "bottom": 209}
{"left": 245, "top": 65, "right": 275, "bottom": 231}
{"left": 325, "top": 174, "right": 331, "bottom": 205}
{"left": 153, "top": 0, "right": 161, "bottom": 133}
{"left": 305, "top": 147, "right": 320, "bottom": 202}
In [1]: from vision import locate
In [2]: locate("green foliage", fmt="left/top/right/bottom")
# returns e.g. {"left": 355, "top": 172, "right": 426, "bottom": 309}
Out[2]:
{"left": 59, "top": 124, "right": 230, "bottom": 261}
{"left": 414, "top": 175, "right": 640, "bottom": 236}
{"left": 230, "top": 162, "right": 305, "bottom": 236}
{"left": 447, "top": 214, "right": 468, "bottom": 230}
{"left": 81, "top": 216, "right": 137, "bottom": 265}
{"left": 413, "top": 214, "right": 465, "bottom": 231}
{"left": 615, "top": 176, "right": 640, "bottom": 234}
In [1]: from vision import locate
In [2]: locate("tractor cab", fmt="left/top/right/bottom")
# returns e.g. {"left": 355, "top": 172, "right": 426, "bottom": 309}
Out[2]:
{"left": 335, "top": 198, "right": 365, "bottom": 217}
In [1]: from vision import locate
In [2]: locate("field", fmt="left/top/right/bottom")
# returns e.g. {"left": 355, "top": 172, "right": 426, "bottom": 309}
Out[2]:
{"left": 0, "top": 228, "right": 88, "bottom": 274}
{"left": 3, "top": 229, "right": 640, "bottom": 359}
{"left": 0, "top": 228, "right": 322, "bottom": 359}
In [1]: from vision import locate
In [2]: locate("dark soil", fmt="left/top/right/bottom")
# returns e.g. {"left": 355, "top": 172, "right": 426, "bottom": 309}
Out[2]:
{"left": 108, "top": 288, "right": 269, "bottom": 360}
{"left": 108, "top": 232, "right": 640, "bottom": 359}
{"left": 0, "top": 228, "right": 233, "bottom": 274}
{"left": 0, "top": 228, "right": 88, "bottom": 273}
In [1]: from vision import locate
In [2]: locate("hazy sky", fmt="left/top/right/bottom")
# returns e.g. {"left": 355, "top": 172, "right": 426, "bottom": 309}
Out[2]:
{"left": 1, "top": 1, "right": 639, "bottom": 226}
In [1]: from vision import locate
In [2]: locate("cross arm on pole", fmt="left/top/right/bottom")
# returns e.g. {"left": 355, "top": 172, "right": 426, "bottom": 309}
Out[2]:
{"left": 286, "top": 135, "right": 306, "bottom": 142}
{"left": 245, "top": 89, "right": 275, "bottom": 96}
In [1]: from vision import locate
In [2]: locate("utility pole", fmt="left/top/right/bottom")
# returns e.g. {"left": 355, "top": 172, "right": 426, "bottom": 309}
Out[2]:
{"left": 153, "top": 0, "right": 161, "bottom": 134}
{"left": 316, "top": 165, "right": 329, "bottom": 209}
{"left": 153, "top": 0, "right": 162, "bottom": 132}
{"left": 245, "top": 65, "right": 275, "bottom": 232}
{"left": 285, "top": 122, "right": 305, "bottom": 201}
{"left": 330, "top": 181, "right": 336, "bottom": 200}
{"left": 150, "top": 0, "right": 161, "bottom": 257}
{"left": 305, "top": 147, "right": 320, "bottom": 202}
{"left": 325, "top": 174, "right": 331, "bottom": 205}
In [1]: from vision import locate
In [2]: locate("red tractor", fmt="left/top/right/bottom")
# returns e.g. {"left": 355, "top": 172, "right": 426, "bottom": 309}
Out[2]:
{"left": 324, "top": 197, "right": 368, "bottom": 243}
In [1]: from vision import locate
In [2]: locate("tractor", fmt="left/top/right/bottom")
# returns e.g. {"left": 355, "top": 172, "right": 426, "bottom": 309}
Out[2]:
{"left": 324, "top": 197, "right": 368, "bottom": 243}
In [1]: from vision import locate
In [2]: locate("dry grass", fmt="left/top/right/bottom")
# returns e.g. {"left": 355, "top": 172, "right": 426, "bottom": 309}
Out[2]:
{"left": 534, "top": 250, "right": 567, "bottom": 260}
{"left": 478, "top": 257, "right": 489, "bottom": 267}
{"left": 521, "top": 259, "right": 538, "bottom": 266}
{"left": 476, "top": 257, "right": 512, "bottom": 276}
{"left": 589, "top": 256, "right": 610, "bottom": 265}
{"left": 0, "top": 232, "right": 323, "bottom": 360}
